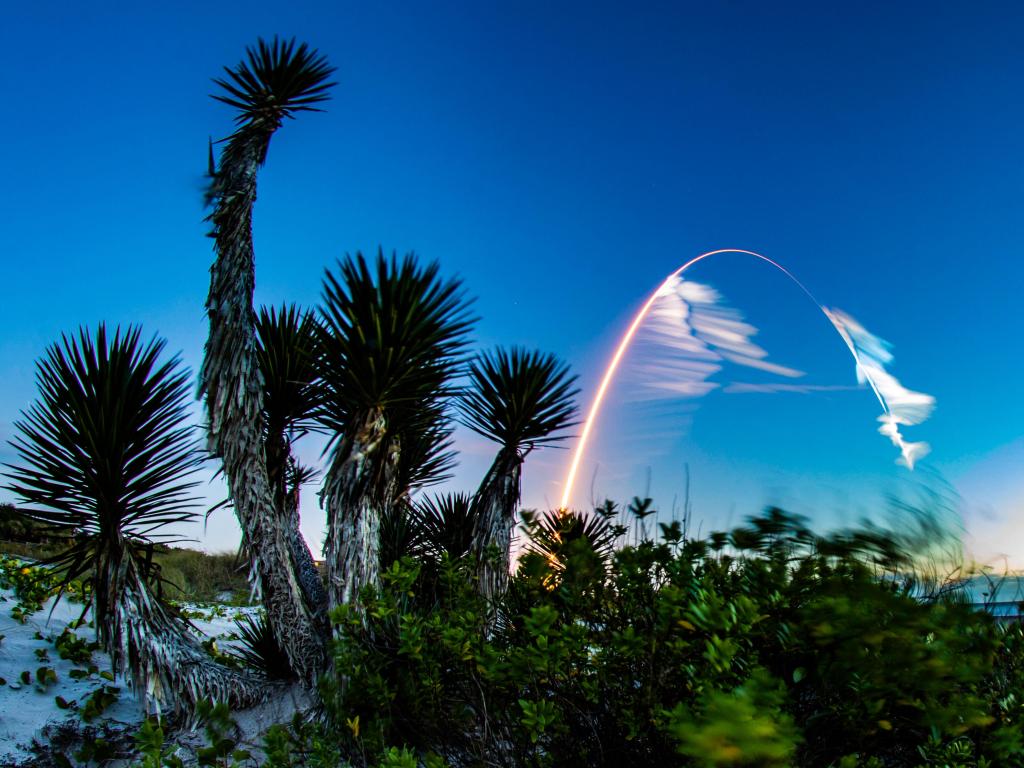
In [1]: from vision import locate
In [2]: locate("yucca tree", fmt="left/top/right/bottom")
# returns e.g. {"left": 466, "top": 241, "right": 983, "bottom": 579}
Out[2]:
{"left": 316, "top": 251, "right": 473, "bottom": 612}
{"left": 200, "top": 38, "right": 335, "bottom": 680}
{"left": 3, "top": 326, "right": 262, "bottom": 710}
{"left": 254, "top": 304, "right": 327, "bottom": 618}
{"left": 461, "top": 348, "right": 579, "bottom": 599}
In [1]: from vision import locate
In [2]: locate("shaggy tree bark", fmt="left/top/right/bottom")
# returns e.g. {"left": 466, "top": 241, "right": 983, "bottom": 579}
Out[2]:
{"left": 322, "top": 412, "right": 396, "bottom": 611}
{"left": 101, "top": 547, "right": 265, "bottom": 712}
{"left": 470, "top": 448, "right": 523, "bottom": 601}
{"left": 266, "top": 430, "right": 328, "bottom": 618}
{"left": 200, "top": 125, "right": 326, "bottom": 681}
{"left": 288, "top": 510, "right": 328, "bottom": 614}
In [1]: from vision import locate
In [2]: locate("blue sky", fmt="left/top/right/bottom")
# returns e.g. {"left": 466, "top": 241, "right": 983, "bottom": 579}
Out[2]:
{"left": 1, "top": 2, "right": 1022, "bottom": 560}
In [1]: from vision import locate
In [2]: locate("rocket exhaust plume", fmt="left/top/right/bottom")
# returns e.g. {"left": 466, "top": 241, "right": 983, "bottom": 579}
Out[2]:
{"left": 559, "top": 249, "right": 935, "bottom": 510}
{"left": 824, "top": 308, "right": 935, "bottom": 468}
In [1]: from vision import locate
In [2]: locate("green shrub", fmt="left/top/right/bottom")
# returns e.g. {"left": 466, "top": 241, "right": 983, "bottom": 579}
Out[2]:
{"left": 153, "top": 548, "right": 249, "bottom": 603}
{"left": 283, "top": 509, "right": 1024, "bottom": 767}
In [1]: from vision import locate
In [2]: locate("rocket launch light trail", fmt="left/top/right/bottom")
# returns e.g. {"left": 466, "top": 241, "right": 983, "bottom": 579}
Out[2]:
{"left": 558, "top": 248, "right": 915, "bottom": 511}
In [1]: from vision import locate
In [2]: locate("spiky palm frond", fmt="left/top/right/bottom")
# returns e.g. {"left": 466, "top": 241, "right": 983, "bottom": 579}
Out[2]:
{"left": 393, "top": 400, "right": 457, "bottom": 494}
{"left": 379, "top": 502, "right": 427, "bottom": 569}
{"left": 212, "top": 37, "right": 336, "bottom": 127}
{"left": 316, "top": 250, "right": 475, "bottom": 435}
{"left": 4, "top": 326, "right": 201, "bottom": 590}
{"left": 256, "top": 304, "right": 322, "bottom": 524}
{"left": 413, "top": 493, "right": 478, "bottom": 562}
{"left": 521, "top": 508, "right": 617, "bottom": 575}
{"left": 287, "top": 458, "right": 320, "bottom": 496}
{"left": 461, "top": 347, "right": 579, "bottom": 453}
{"left": 230, "top": 612, "right": 296, "bottom": 681}
{"left": 255, "top": 304, "right": 322, "bottom": 441}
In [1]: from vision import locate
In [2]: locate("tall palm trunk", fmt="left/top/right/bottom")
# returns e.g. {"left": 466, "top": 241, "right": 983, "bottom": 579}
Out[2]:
{"left": 102, "top": 544, "right": 265, "bottom": 712}
{"left": 321, "top": 415, "right": 397, "bottom": 614}
{"left": 470, "top": 448, "right": 523, "bottom": 600}
{"left": 281, "top": 454, "right": 329, "bottom": 617}
{"left": 201, "top": 123, "right": 326, "bottom": 681}
{"left": 287, "top": 501, "right": 328, "bottom": 615}
{"left": 322, "top": 412, "right": 398, "bottom": 611}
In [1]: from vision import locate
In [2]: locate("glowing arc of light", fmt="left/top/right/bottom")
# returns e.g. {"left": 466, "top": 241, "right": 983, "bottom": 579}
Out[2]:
{"left": 558, "top": 248, "right": 891, "bottom": 510}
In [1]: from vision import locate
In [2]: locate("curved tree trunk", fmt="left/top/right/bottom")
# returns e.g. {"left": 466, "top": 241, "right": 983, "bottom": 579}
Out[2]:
{"left": 102, "top": 548, "right": 266, "bottom": 713}
{"left": 470, "top": 448, "right": 523, "bottom": 601}
{"left": 266, "top": 430, "right": 328, "bottom": 619}
{"left": 322, "top": 411, "right": 396, "bottom": 612}
{"left": 289, "top": 513, "right": 327, "bottom": 613}
{"left": 200, "top": 125, "right": 326, "bottom": 681}
{"left": 283, "top": 472, "right": 329, "bottom": 616}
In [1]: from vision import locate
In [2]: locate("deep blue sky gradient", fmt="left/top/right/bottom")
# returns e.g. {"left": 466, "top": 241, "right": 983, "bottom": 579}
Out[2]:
{"left": 1, "top": 1, "right": 1022, "bottom": 558}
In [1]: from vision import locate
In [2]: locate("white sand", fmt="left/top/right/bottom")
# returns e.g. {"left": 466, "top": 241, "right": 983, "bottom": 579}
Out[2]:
{"left": 0, "top": 588, "right": 262, "bottom": 762}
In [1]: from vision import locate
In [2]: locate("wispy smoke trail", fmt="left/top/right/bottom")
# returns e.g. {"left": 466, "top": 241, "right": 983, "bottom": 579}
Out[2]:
{"left": 723, "top": 383, "right": 859, "bottom": 394}
{"left": 824, "top": 308, "right": 936, "bottom": 468}
{"left": 631, "top": 277, "right": 803, "bottom": 400}
{"left": 559, "top": 247, "right": 937, "bottom": 509}
{"left": 633, "top": 279, "right": 936, "bottom": 468}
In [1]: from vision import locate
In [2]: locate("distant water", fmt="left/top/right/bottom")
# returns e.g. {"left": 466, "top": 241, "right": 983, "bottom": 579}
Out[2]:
{"left": 957, "top": 575, "right": 1024, "bottom": 620}
{"left": 961, "top": 575, "right": 1024, "bottom": 604}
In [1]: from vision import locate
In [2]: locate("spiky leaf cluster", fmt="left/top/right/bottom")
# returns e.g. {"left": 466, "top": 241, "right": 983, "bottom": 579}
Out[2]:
{"left": 521, "top": 507, "right": 616, "bottom": 574}
{"left": 230, "top": 612, "right": 296, "bottom": 681}
{"left": 212, "top": 37, "right": 336, "bottom": 127}
{"left": 413, "top": 492, "right": 478, "bottom": 562}
{"left": 393, "top": 401, "right": 457, "bottom": 493}
{"left": 315, "top": 250, "right": 474, "bottom": 442}
{"left": 4, "top": 326, "right": 201, "bottom": 591}
{"left": 461, "top": 347, "right": 579, "bottom": 453}
{"left": 255, "top": 304, "right": 322, "bottom": 441}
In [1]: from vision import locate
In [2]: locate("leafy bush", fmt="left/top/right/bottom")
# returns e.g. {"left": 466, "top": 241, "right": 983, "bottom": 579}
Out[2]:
{"left": 0, "top": 555, "right": 90, "bottom": 621}
{"left": 0, "top": 502, "right": 51, "bottom": 543}
{"left": 274, "top": 508, "right": 1024, "bottom": 768}
{"left": 153, "top": 548, "right": 250, "bottom": 604}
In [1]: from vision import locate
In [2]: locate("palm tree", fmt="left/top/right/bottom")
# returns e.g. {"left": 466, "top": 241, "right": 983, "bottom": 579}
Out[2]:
{"left": 315, "top": 251, "right": 473, "bottom": 612}
{"left": 3, "top": 326, "right": 263, "bottom": 710}
{"left": 460, "top": 348, "right": 579, "bottom": 599}
{"left": 254, "top": 305, "right": 328, "bottom": 619}
{"left": 200, "top": 38, "right": 335, "bottom": 680}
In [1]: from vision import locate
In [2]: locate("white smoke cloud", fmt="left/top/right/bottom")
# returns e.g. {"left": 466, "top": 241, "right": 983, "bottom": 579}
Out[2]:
{"left": 824, "top": 308, "right": 936, "bottom": 469}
